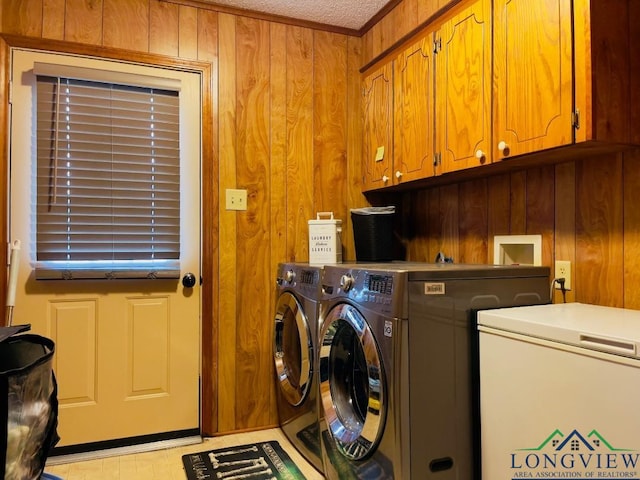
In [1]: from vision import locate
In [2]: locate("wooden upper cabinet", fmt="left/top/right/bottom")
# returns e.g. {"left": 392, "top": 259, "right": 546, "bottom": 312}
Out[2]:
{"left": 493, "top": 0, "right": 573, "bottom": 160}
{"left": 361, "top": 0, "right": 639, "bottom": 192}
{"left": 573, "top": 0, "right": 640, "bottom": 146}
{"left": 492, "top": 0, "right": 639, "bottom": 157}
{"left": 362, "top": 63, "right": 393, "bottom": 191}
{"left": 435, "top": 0, "right": 491, "bottom": 173}
{"left": 393, "top": 36, "right": 435, "bottom": 185}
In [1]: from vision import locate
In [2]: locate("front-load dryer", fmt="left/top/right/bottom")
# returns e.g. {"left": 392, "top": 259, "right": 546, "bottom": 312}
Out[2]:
{"left": 273, "top": 262, "right": 323, "bottom": 473}
{"left": 318, "top": 262, "right": 550, "bottom": 479}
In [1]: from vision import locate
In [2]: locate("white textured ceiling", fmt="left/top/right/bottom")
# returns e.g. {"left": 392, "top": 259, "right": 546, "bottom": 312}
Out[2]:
{"left": 200, "top": 0, "right": 392, "bottom": 30}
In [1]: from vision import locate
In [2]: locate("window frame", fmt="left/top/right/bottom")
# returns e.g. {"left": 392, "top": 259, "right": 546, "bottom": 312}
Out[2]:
{"left": 34, "top": 71, "right": 182, "bottom": 279}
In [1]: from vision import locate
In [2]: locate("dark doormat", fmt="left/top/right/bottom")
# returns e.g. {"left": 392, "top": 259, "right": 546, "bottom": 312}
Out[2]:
{"left": 182, "top": 440, "right": 307, "bottom": 480}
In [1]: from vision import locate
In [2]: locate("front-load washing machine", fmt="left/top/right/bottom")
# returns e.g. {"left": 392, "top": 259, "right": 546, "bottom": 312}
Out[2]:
{"left": 318, "top": 262, "right": 550, "bottom": 479}
{"left": 273, "top": 262, "right": 323, "bottom": 473}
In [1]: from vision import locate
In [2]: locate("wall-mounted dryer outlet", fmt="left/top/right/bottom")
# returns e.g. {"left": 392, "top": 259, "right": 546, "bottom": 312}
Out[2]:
{"left": 493, "top": 235, "right": 542, "bottom": 266}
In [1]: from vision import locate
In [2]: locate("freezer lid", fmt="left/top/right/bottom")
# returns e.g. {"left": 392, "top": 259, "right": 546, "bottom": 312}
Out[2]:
{"left": 478, "top": 303, "right": 640, "bottom": 359}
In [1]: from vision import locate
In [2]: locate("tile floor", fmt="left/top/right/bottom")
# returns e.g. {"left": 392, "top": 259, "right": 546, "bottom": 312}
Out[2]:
{"left": 44, "top": 428, "right": 324, "bottom": 480}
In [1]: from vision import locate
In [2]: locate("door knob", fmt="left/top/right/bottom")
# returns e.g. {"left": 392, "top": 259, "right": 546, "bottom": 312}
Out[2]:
{"left": 182, "top": 272, "right": 197, "bottom": 288}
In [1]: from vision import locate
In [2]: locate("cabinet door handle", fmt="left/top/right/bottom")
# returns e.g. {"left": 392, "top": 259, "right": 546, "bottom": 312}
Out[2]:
{"left": 395, "top": 170, "right": 403, "bottom": 179}
{"left": 475, "top": 149, "right": 485, "bottom": 160}
{"left": 382, "top": 175, "right": 389, "bottom": 183}
{"left": 498, "top": 141, "right": 509, "bottom": 153}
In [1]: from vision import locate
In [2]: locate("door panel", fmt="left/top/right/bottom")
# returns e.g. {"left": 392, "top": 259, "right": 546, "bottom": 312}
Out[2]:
{"left": 9, "top": 49, "right": 201, "bottom": 447}
{"left": 436, "top": 0, "right": 491, "bottom": 172}
{"left": 394, "top": 36, "right": 435, "bottom": 183}
{"left": 362, "top": 63, "right": 393, "bottom": 191}
{"left": 493, "top": 0, "right": 573, "bottom": 158}
{"left": 51, "top": 301, "right": 97, "bottom": 404}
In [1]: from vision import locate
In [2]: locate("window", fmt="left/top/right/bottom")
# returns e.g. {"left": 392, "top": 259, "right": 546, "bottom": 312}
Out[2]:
{"left": 33, "top": 63, "right": 181, "bottom": 279}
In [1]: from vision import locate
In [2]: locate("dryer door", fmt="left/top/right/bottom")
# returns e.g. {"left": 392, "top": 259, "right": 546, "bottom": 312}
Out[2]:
{"left": 319, "top": 303, "right": 386, "bottom": 460}
{"left": 274, "top": 291, "right": 313, "bottom": 406}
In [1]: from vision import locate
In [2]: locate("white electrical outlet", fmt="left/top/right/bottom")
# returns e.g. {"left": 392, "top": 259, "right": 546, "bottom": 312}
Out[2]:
{"left": 554, "top": 260, "right": 572, "bottom": 290}
{"left": 225, "top": 188, "right": 247, "bottom": 211}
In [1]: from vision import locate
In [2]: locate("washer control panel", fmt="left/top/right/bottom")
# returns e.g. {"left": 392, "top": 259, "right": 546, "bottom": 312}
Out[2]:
{"left": 340, "top": 274, "right": 354, "bottom": 292}
{"left": 322, "top": 265, "right": 406, "bottom": 318}
{"left": 276, "top": 264, "right": 321, "bottom": 300}
{"left": 367, "top": 274, "right": 394, "bottom": 295}
{"left": 284, "top": 269, "right": 295, "bottom": 284}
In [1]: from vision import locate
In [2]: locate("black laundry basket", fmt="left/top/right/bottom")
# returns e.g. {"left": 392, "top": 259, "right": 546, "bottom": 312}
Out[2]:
{"left": 351, "top": 206, "right": 396, "bottom": 261}
{"left": 0, "top": 325, "right": 59, "bottom": 480}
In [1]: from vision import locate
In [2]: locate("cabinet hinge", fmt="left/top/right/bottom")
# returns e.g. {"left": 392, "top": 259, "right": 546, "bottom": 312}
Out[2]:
{"left": 572, "top": 109, "right": 580, "bottom": 130}
{"left": 433, "top": 38, "right": 442, "bottom": 54}
{"left": 433, "top": 152, "right": 441, "bottom": 167}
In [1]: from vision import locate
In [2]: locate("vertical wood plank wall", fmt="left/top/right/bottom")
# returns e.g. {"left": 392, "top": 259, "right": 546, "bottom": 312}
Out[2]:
{"left": 400, "top": 152, "right": 640, "bottom": 308}
{"left": 0, "top": 0, "right": 364, "bottom": 434}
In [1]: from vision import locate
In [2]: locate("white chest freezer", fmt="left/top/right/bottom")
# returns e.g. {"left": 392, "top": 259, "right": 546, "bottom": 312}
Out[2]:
{"left": 478, "top": 303, "right": 640, "bottom": 479}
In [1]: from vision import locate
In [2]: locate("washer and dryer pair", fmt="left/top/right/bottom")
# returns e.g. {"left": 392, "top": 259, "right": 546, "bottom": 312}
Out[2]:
{"left": 274, "top": 262, "right": 550, "bottom": 479}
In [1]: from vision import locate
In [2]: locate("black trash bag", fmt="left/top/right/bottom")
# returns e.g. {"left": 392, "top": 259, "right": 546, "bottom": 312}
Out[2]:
{"left": 0, "top": 326, "right": 59, "bottom": 480}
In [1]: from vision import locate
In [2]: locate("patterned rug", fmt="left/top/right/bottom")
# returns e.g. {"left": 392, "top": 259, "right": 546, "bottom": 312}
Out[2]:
{"left": 182, "top": 440, "right": 307, "bottom": 480}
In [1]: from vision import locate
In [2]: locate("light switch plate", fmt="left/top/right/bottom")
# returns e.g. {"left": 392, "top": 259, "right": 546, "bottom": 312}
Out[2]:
{"left": 226, "top": 188, "right": 247, "bottom": 211}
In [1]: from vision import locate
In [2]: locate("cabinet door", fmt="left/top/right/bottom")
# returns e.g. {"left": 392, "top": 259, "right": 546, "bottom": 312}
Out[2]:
{"left": 393, "top": 36, "right": 435, "bottom": 184}
{"left": 493, "top": 0, "right": 573, "bottom": 160}
{"left": 362, "top": 63, "right": 393, "bottom": 191}
{"left": 435, "top": 0, "right": 491, "bottom": 173}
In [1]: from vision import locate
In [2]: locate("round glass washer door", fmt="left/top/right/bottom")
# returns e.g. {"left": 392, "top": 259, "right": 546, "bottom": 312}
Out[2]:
{"left": 273, "top": 291, "right": 313, "bottom": 407}
{"left": 320, "top": 303, "right": 386, "bottom": 460}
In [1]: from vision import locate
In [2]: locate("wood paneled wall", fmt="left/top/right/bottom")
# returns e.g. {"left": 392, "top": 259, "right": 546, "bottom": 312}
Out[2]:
{"left": 216, "top": 14, "right": 363, "bottom": 432}
{"left": 0, "top": 0, "right": 364, "bottom": 435}
{"left": 400, "top": 150, "right": 640, "bottom": 308}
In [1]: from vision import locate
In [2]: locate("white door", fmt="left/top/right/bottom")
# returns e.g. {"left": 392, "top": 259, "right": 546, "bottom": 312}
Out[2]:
{"left": 8, "top": 49, "right": 201, "bottom": 447}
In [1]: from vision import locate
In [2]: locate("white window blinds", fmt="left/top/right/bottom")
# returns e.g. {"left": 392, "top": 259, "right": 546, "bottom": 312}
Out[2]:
{"left": 35, "top": 69, "right": 181, "bottom": 280}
